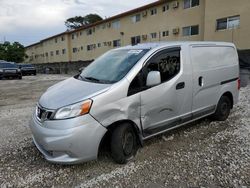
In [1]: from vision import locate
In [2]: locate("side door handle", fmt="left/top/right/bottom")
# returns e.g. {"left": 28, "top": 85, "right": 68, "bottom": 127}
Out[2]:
{"left": 176, "top": 82, "right": 185, "bottom": 90}
{"left": 198, "top": 76, "right": 204, "bottom": 87}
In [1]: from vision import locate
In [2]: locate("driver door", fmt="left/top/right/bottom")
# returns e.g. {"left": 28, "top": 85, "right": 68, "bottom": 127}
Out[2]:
{"left": 139, "top": 47, "right": 192, "bottom": 137}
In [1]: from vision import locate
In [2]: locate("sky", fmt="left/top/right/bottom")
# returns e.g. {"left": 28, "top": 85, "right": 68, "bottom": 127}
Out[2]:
{"left": 0, "top": 0, "right": 156, "bottom": 46}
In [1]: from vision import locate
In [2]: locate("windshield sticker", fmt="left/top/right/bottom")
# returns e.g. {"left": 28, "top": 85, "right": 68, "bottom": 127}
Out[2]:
{"left": 128, "top": 50, "right": 143, "bottom": 55}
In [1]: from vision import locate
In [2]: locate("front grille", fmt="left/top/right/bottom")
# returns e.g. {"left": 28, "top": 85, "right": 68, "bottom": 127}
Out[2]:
{"left": 36, "top": 105, "right": 54, "bottom": 122}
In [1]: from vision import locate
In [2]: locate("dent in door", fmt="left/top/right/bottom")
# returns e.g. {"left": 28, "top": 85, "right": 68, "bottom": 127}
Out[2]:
{"left": 93, "top": 94, "right": 141, "bottom": 130}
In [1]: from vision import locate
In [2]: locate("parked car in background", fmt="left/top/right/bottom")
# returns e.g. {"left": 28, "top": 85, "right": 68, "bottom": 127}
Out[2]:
{"left": 0, "top": 62, "right": 22, "bottom": 79}
{"left": 19, "top": 64, "right": 36, "bottom": 76}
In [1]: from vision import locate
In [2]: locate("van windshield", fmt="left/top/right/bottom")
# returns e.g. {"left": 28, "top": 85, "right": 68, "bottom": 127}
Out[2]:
{"left": 79, "top": 49, "right": 149, "bottom": 84}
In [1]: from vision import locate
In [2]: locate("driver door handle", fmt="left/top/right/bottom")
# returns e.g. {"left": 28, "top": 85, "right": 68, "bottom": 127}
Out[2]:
{"left": 176, "top": 82, "right": 185, "bottom": 90}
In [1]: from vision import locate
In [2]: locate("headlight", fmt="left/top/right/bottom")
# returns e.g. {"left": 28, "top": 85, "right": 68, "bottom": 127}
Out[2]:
{"left": 0, "top": 69, "right": 3, "bottom": 73}
{"left": 54, "top": 99, "right": 92, "bottom": 120}
{"left": 17, "top": 69, "right": 21, "bottom": 72}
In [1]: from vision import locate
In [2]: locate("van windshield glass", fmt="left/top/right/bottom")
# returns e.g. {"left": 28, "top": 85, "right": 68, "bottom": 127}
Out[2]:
{"left": 79, "top": 49, "right": 149, "bottom": 84}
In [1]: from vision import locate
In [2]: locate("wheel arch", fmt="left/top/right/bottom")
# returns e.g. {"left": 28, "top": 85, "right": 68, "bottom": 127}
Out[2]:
{"left": 107, "top": 120, "right": 143, "bottom": 145}
{"left": 98, "top": 119, "right": 143, "bottom": 156}
{"left": 221, "top": 91, "right": 234, "bottom": 109}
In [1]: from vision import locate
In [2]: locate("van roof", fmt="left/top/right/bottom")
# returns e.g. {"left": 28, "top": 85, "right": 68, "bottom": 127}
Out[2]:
{"left": 120, "top": 41, "right": 236, "bottom": 50}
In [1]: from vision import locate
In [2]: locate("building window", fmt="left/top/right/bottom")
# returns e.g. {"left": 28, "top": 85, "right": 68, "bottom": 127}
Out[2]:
{"left": 61, "top": 36, "right": 65, "bottom": 41}
{"left": 87, "top": 44, "right": 96, "bottom": 51}
{"left": 73, "top": 48, "right": 78, "bottom": 53}
{"left": 151, "top": 32, "right": 157, "bottom": 39}
{"left": 62, "top": 49, "right": 66, "bottom": 54}
{"left": 50, "top": 51, "right": 54, "bottom": 56}
{"left": 55, "top": 38, "right": 58, "bottom": 43}
{"left": 81, "top": 46, "right": 83, "bottom": 50}
{"left": 113, "top": 39, "right": 121, "bottom": 47}
{"left": 216, "top": 15, "right": 240, "bottom": 30}
{"left": 162, "top": 4, "right": 169, "bottom": 12}
{"left": 56, "top": 50, "right": 59, "bottom": 55}
{"left": 162, "top": 31, "right": 169, "bottom": 37}
{"left": 87, "top": 29, "right": 92, "bottom": 35}
{"left": 131, "top": 14, "right": 141, "bottom": 23}
{"left": 150, "top": 8, "right": 157, "bottom": 15}
{"left": 98, "top": 43, "right": 101, "bottom": 48}
{"left": 45, "top": 52, "right": 48, "bottom": 57}
{"left": 112, "top": 20, "right": 120, "bottom": 29}
{"left": 131, "top": 36, "right": 141, "bottom": 46}
{"left": 183, "top": 25, "right": 199, "bottom": 36}
{"left": 80, "top": 31, "right": 82, "bottom": 36}
{"left": 72, "top": 34, "right": 75, "bottom": 40}
{"left": 184, "top": 0, "right": 199, "bottom": 9}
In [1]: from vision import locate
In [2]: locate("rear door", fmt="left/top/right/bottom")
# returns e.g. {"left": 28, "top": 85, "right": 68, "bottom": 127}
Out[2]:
{"left": 131, "top": 47, "right": 193, "bottom": 137}
{"left": 190, "top": 45, "right": 223, "bottom": 117}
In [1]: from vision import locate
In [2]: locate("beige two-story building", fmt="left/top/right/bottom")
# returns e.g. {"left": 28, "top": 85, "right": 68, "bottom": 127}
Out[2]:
{"left": 25, "top": 0, "right": 250, "bottom": 64}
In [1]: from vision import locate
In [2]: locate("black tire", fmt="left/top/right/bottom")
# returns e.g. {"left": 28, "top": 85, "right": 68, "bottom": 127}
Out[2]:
{"left": 18, "top": 76, "right": 22, "bottom": 80}
{"left": 212, "top": 96, "right": 231, "bottom": 121}
{"left": 110, "top": 123, "right": 138, "bottom": 164}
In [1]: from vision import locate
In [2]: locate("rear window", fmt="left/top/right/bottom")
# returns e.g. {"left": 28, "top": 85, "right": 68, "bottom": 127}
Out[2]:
{"left": 21, "top": 64, "right": 34, "bottom": 68}
{"left": 0, "top": 63, "right": 18, "bottom": 68}
{"left": 191, "top": 46, "right": 237, "bottom": 69}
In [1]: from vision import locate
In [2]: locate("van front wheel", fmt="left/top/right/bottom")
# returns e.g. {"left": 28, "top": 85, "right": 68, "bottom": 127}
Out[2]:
{"left": 111, "top": 123, "right": 138, "bottom": 164}
{"left": 212, "top": 96, "right": 231, "bottom": 121}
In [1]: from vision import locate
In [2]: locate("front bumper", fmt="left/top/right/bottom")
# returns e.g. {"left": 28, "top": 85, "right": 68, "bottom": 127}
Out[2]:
{"left": 22, "top": 69, "right": 36, "bottom": 75}
{"left": 29, "top": 113, "right": 107, "bottom": 164}
{"left": 0, "top": 72, "right": 21, "bottom": 78}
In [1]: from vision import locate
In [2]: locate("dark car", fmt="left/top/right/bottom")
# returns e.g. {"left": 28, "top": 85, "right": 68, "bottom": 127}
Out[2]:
{"left": 0, "top": 62, "right": 22, "bottom": 80}
{"left": 19, "top": 64, "right": 36, "bottom": 76}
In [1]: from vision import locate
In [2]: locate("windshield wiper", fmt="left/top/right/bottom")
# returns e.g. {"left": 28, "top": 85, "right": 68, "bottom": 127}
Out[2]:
{"left": 78, "top": 74, "right": 85, "bottom": 81}
{"left": 79, "top": 75, "right": 112, "bottom": 84}
{"left": 84, "top": 76, "right": 101, "bottom": 82}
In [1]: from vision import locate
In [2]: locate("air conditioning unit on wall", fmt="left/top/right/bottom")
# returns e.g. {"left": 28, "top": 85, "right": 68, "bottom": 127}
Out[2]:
{"left": 173, "top": 28, "right": 180, "bottom": 35}
{"left": 172, "top": 1, "right": 179, "bottom": 9}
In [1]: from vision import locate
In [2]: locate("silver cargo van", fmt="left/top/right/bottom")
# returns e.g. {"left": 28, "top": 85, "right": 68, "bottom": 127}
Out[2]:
{"left": 29, "top": 42, "right": 240, "bottom": 164}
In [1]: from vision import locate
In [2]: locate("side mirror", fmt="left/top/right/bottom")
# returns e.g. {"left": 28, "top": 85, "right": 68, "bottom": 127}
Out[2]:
{"left": 146, "top": 71, "right": 161, "bottom": 87}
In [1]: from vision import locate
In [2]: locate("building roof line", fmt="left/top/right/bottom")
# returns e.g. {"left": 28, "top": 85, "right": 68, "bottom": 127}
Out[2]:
{"left": 70, "top": 0, "right": 167, "bottom": 33}
{"left": 25, "top": 0, "right": 167, "bottom": 48}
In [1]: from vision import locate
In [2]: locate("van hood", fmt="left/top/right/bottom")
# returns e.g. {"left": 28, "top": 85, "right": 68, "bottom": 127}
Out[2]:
{"left": 39, "top": 77, "right": 111, "bottom": 109}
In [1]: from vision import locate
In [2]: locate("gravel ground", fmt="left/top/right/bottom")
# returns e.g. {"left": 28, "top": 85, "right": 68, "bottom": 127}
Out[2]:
{"left": 0, "top": 74, "right": 249, "bottom": 188}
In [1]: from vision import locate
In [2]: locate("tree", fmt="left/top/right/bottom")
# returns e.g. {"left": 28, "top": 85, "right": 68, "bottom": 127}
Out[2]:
{"left": 0, "top": 41, "right": 26, "bottom": 63}
{"left": 65, "top": 14, "right": 103, "bottom": 30}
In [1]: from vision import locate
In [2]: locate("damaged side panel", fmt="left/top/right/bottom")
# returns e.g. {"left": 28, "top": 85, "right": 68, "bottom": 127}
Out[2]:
{"left": 90, "top": 79, "right": 142, "bottom": 132}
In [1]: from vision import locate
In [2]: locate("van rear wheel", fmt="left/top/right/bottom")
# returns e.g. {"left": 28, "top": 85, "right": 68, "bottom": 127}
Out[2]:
{"left": 212, "top": 96, "right": 231, "bottom": 121}
{"left": 110, "top": 123, "right": 138, "bottom": 164}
